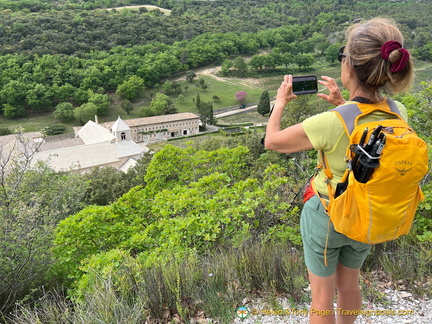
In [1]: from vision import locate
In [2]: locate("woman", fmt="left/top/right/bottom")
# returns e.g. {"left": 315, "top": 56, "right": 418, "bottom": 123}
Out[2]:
{"left": 265, "top": 18, "right": 413, "bottom": 324}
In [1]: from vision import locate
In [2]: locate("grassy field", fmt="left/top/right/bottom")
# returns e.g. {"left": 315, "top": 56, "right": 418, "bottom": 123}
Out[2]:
{"left": 173, "top": 75, "right": 268, "bottom": 113}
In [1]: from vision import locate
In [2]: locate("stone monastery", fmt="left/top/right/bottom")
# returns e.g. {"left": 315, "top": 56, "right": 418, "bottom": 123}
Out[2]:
{"left": 0, "top": 112, "right": 200, "bottom": 173}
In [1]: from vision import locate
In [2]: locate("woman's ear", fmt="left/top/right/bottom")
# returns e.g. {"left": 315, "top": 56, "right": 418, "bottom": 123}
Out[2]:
{"left": 346, "top": 61, "right": 356, "bottom": 77}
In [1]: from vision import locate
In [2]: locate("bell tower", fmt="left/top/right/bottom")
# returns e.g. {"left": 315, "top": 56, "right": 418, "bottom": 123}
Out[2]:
{"left": 111, "top": 116, "right": 131, "bottom": 142}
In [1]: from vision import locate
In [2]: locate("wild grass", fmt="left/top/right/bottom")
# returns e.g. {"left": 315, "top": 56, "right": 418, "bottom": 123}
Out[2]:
{"left": 7, "top": 240, "right": 308, "bottom": 324}
{"left": 379, "top": 236, "right": 432, "bottom": 298}
{"left": 7, "top": 234, "right": 431, "bottom": 323}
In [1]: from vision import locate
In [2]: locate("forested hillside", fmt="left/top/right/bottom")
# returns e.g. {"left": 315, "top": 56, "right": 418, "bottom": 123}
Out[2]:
{"left": 0, "top": 0, "right": 431, "bottom": 121}
{"left": 1, "top": 1, "right": 431, "bottom": 323}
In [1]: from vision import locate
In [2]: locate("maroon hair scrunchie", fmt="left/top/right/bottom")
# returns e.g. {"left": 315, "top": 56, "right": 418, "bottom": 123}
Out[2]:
{"left": 380, "top": 41, "right": 410, "bottom": 72}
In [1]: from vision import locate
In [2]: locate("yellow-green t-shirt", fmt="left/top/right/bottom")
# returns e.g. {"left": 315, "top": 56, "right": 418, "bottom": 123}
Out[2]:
{"left": 302, "top": 99, "right": 408, "bottom": 196}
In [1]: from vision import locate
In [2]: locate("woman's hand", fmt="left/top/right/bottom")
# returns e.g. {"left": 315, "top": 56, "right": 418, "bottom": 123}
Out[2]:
{"left": 275, "top": 74, "right": 297, "bottom": 106}
{"left": 317, "top": 76, "right": 346, "bottom": 106}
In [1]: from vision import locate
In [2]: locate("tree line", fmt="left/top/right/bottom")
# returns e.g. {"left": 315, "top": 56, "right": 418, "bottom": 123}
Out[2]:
{"left": 2, "top": 1, "right": 431, "bottom": 57}
{"left": 0, "top": 0, "right": 175, "bottom": 12}
{"left": 0, "top": 25, "right": 334, "bottom": 120}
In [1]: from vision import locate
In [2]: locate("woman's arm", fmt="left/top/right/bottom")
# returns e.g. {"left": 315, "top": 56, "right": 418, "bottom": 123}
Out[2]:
{"left": 264, "top": 75, "right": 314, "bottom": 153}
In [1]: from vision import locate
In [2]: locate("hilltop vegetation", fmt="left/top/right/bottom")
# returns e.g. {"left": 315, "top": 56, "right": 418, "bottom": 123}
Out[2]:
{"left": 0, "top": 0, "right": 431, "bottom": 323}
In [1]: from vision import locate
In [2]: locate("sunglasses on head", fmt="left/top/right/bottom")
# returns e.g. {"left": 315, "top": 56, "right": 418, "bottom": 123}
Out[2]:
{"left": 338, "top": 46, "right": 347, "bottom": 62}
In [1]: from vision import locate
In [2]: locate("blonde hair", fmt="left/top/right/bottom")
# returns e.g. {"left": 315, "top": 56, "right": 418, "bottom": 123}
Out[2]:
{"left": 345, "top": 17, "right": 414, "bottom": 94}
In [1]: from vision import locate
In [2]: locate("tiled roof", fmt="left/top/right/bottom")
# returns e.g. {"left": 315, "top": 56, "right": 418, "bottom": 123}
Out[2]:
{"left": 78, "top": 120, "right": 115, "bottom": 144}
{"left": 32, "top": 140, "right": 147, "bottom": 172}
{"left": 111, "top": 116, "right": 130, "bottom": 132}
{"left": 105, "top": 112, "right": 200, "bottom": 128}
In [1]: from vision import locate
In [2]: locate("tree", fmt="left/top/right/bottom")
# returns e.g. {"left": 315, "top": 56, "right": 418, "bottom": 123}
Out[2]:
{"left": 195, "top": 92, "right": 201, "bottom": 111}
{"left": 198, "top": 101, "right": 214, "bottom": 129}
{"left": 84, "top": 167, "right": 130, "bottom": 206}
{"left": 257, "top": 90, "right": 271, "bottom": 116}
{"left": 116, "top": 75, "right": 145, "bottom": 101}
{"left": 26, "top": 83, "right": 52, "bottom": 112}
{"left": 52, "top": 83, "right": 76, "bottom": 103}
{"left": 0, "top": 80, "right": 29, "bottom": 109}
{"left": 162, "top": 80, "right": 173, "bottom": 94}
{"left": 88, "top": 93, "right": 110, "bottom": 116}
{"left": 74, "top": 102, "right": 98, "bottom": 124}
{"left": 294, "top": 53, "right": 314, "bottom": 70}
{"left": 0, "top": 128, "right": 11, "bottom": 136}
{"left": 267, "top": 50, "right": 282, "bottom": 69}
{"left": 249, "top": 55, "right": 265, "bottom": 70}
{"left": 51, "top": 144, "right": 302, "bottom": 295}
{"left": 120, "top": 99, "right": 134, "bottom": 115}
{"left": 325, "top": 44, "right": 342, "bottom": 65}
{"left": 147, "top": 93, "right": 177, "bottom": 116}
{"left": 233, "top": 57, "right": 248, "bottom": 77}
{"left": 185, "top": 70, "right": 196, "bottom": 83}
{"left": 235, "top": 91, "right": 248, "bottom": 108}
{"left": 171, "top": 82, "right": 182, "bottom": 94}
{"left": 3, "top": 104, "right": 26, "bottom": 119}
{"left": 138, "top": 6, "right": 148, "bottom": 14}
{"left": 176, "top": 94, "right": 185, "bottom": 103}
{"left": 195, "top": 92, "right": 212, "bottom": 129}
{"left": 198, "top": 78, "right": 207, "bottom": 91}
{"left": 54, "top": 102, "right": 74, "bottom": 121}
{"left": 221, "top": 59, "right": 233, "bottom": 76}
{"left": 281, "top": 52, "right": 293, "bottom": 70}
{"left": 73, "top": 88, "right": 91, "bottom": 106}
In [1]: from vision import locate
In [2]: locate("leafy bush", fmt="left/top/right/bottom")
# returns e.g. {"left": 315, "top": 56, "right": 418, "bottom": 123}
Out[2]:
{"left": 0, "top": 160, "right": 88, "bottom": 315}
{"left": 52, "top": 146, "right": 302, "bottom": 296}
{"left": 42, "top": 124, "right": 65, "bottom": 135}
{"left": 0, "top": 127, "right": 12, "bottom": 135}
{"left": 219, "top": 126, "right": 246, "bottom": 136}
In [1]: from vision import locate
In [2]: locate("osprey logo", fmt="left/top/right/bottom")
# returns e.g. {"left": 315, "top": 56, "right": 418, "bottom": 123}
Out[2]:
{"left": 394, "top": 160, "right": 413, "bottom": 175}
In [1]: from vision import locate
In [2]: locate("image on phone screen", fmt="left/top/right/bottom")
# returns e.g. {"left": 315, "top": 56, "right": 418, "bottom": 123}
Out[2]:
{"left": 292, "top": 75, "right": 318, "bottom": 95}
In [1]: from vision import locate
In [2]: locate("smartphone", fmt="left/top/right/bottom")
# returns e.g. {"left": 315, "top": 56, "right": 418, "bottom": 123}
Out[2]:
{"left": 292, "top": 75, "right": 318, "bottom": 95}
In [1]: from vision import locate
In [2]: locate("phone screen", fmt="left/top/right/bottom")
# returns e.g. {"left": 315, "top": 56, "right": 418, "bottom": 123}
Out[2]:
{"left": 292, "top": 75, "right": 318, "bottom": 95}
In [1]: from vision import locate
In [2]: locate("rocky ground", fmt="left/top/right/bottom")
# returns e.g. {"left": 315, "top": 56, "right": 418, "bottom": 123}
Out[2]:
{"left": 229, "top": 276, "right": 432, "bottom": 324}
{"left": 230, "top": 289, "right": 431, "bottom": 323}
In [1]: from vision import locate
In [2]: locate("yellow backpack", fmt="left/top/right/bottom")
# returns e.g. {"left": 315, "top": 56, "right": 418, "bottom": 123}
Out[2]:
{"left": 313, "top": 98, "right": 429, "bottom": 244}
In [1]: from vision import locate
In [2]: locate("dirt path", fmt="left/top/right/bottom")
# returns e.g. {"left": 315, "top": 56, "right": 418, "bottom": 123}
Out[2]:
{"left": 415, "top": 62, "right": 432, "bottom": 70}
{"left": 175, "top": 65, "right": 266, "bottom": 90}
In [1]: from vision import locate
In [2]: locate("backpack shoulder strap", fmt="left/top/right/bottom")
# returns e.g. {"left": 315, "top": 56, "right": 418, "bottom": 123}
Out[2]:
{"left": 331, "top": 103, "right": 361, "bottom": 135}
{"left": 331, "top": 98, "right": 403, "bottom": 135}
{"left": 385, "top": 97, "right": 402, "bottom": 116}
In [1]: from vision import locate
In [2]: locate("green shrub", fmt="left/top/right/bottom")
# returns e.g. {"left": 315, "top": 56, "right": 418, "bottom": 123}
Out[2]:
{"left": 0, "top": 127, "right": 12, "bottom": 135}
{"left": 0, "top": 162, "right": 88, "bottom": 315}
{"left": 42, "top": 124, "right": 65, "bottom": 135}
{"left": 52, "top": 146, "right": 302, "bottom": 297}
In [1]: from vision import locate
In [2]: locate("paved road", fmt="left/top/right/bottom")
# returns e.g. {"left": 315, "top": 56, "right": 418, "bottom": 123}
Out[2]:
{"left": 214, "top": 100, "right": 275, "bottom": 119}
{"left": 214, "top": 106, "right": 258, "bottom": 118}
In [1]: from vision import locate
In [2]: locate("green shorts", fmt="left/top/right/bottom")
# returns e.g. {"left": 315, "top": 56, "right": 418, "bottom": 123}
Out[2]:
{"left": 300, "top": 195, "right": 371, "bottom": 277}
